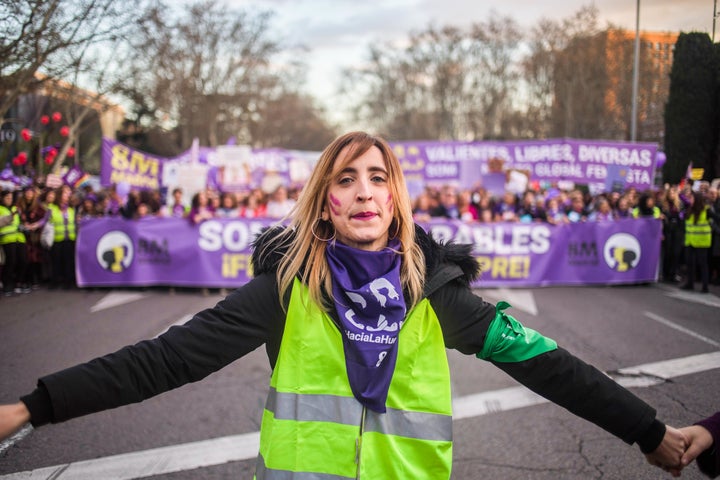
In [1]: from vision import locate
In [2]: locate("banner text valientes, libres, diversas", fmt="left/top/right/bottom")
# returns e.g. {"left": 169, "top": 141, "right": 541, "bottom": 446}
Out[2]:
{"left": 76, "top": 217, "right": 661, "bottom": 289}
{"left": 101, "top": 137, "right": 659, "bottom": 196}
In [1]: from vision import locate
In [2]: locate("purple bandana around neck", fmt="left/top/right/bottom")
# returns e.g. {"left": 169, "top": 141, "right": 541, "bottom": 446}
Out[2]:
{"left": 326, "top": 239, "right": 406, "bottom": 413}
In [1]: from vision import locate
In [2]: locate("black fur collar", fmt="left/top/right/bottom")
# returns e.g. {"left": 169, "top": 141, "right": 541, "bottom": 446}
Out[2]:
{"left": 250, "top": 224, "right": 481, "bottom": 285}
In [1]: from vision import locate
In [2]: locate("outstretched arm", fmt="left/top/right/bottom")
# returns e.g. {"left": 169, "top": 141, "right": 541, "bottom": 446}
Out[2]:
{"left": 0, "top": 402, "right": 30, "bottom": 442}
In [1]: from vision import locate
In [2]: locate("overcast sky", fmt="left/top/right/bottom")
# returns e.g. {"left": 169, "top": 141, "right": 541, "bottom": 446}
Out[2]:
{"left": 232, "top": 0, "right": 715, "bottom": 125}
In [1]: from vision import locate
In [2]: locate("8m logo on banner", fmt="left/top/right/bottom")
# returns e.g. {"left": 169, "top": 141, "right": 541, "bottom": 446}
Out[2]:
{"left": 603, "top": 233, "right": 641, "bottom": 272}
{"left": 96, "top": 231, "right": 134, "bottom": 273}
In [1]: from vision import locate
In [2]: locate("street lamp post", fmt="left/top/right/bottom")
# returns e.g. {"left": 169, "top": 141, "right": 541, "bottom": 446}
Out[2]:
{"left": 631, "top": 0, "right": 640, "bottom": 142}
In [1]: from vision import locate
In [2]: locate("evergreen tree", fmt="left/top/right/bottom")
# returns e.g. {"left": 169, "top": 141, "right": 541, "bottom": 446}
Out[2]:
{"left": 663, "top": 32, "right": 718, "bottom": 184}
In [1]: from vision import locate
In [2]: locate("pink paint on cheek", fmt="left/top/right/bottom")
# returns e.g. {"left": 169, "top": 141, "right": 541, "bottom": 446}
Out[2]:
{"left": 328, "top": 193, "right": 342, "bottom": 215}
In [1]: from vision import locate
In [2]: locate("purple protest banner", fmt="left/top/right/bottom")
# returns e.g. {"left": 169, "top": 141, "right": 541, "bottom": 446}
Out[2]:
{"left": 391, "top": 139, "right": 658, "bottom": 193}
{"left": 76, "top": 217, "right": 660, "bottom": 288}
{"left": 101, "top": 137, "right": 167, "bottom": 190}
{"left": 421, "top": 217, "right": 660, "bottom": 287}
{"left": 101, "top": 138, "right": 657, "bottom": 198}
{"left": 76, "top": 217, "right": 276, "bottom": 287}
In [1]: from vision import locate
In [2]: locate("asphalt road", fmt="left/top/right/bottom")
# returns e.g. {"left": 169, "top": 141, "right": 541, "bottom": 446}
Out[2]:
{"left": 1, "top": 281, "right": 719, "bottom": 480}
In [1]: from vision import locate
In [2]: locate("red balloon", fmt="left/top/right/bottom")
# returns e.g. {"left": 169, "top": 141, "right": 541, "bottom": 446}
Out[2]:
{"left": 21, "top": 128, "right": 32, "bottom": 141}
{"left": 59, "top": 126, "right": 70, "bottom": 137}
{"left": 67, "top": 147, "right": 76, "bottom": 158}
{"left": 45, "top": 156, "right": 54, "bottom": 165}
{"left": 52, "top": 112, "right": 62, "bottom": 122}
{"left": 12, "top": 156, "right": 20, "bottom": 166}
{"left": 48, "top": 147, "right": 58, "bottom": 157}
{"left": 17, "top": 151, "right": 28, "bottom": 161}
{"left": 40, "top": 115, "right": 50, "bottom": 125}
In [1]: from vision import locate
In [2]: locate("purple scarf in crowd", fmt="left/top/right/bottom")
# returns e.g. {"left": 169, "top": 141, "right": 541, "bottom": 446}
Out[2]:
{"left": 326, "top": 239, "right": 406, "bottom": 413}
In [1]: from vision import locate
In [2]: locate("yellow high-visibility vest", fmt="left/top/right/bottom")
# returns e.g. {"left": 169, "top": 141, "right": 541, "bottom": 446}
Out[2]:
{"left": 48, "top": 203, "right": 77, "bottom": 241}
{"left": 256, "top": 278, "right": 453, "bottom": 479}
{"left": 685, "top": 209, "right": 712, "bottom": 248}
{"left": 0, "top": 205, "right": 26, "bottom": 244}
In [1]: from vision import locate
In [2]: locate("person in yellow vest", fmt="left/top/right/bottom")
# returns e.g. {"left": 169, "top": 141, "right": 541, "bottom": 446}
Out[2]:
{"left": 47, "top": 185, "right": 77, "bottom": 289}
{"left": 0, "top": 132, "right": 688, "bottom": 477}
{"left": 631, "top": 191, "right": 663, "bottom": 219}
{"left": 681, "top": 191, "right": 719, "bottom": 294}
{"left": 0, "top": 190, "right": 28, "bottom": 296}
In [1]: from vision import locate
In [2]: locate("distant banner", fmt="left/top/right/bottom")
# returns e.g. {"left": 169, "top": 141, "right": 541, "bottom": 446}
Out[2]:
{"left": 392, "top": 138, "right": 658, "bottom": 193}
{"left": 101, "top": 138, "right": 320, "bottom": 194}
{"left": 101, "top": 138, "right": 167, "bottom": 190}
{"left": 76, "top": 217, "right": 660, "bottom": 288}
{"left": 101, "top": 137, "right": 658, "bottom": 197}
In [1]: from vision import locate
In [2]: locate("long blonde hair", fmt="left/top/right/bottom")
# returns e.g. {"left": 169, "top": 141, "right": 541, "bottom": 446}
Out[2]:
{"left": 258, "top": 131, "right": 426, "bottom": 312}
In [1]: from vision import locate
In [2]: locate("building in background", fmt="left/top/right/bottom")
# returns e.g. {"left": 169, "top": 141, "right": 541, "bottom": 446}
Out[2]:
{"left": 1, "top": 73, "right": 124, "bottom": 176}
{"left": 604, "top": 29, "right": 678, "bottom": 143}
{"left": 552, "top": 28, "right": 678, "bottom": 144}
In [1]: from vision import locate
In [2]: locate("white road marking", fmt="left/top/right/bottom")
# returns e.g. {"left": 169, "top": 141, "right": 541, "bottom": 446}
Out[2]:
{"left": 478, "top": 288, "right": 538, "bottom": 316}
{"left": 643, "top": 311, "right": 720, "bottom": 348}
{"left": 153, "top": 315, "right": 193, "bottom": 338}
{"left": 0, "top": 432, "right": 260, "bottom": 480}
{"left": 0, "top": 425, "right": 32, "bottom": 457}
{"left": 3, "top": 350, "right": 719, "bottom": 480}
{"left": 616, "top": 350, "right": 720, "bottom": 380}
{"left": 663, "top": 289, "right": 720, "bottom": 308}
{"left": 453, "top": 385, "right": 546, "bottom": 419}
{"left": 90, "top": 292, "right": 147, "bottom": 313}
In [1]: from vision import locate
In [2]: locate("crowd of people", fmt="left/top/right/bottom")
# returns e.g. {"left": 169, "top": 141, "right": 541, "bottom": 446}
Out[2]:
{"left": 1, "top": 177, "right": 719, "bottom": 296}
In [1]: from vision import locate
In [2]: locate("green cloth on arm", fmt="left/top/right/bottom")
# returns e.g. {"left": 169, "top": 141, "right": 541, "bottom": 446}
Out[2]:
{"left": 477, "top": 301, "right": 557, "bottom": 362}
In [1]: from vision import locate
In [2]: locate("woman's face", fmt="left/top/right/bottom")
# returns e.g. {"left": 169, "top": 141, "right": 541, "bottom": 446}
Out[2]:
{"left": 324, "top": 145, "right": 394, "bottom": 251}
{"left": 2, "top": 193, "right": 12, "bottom": 206}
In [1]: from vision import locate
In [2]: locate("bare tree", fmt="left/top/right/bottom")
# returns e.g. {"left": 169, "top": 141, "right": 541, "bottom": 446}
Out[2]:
{"left": 0, "top": 0, "right": 131, "bottom": 120}
{"left": 522, "top": 19, "right": 567, "bottom": 139}
{"left": 342, "top": 43, "right": 431, "bottom": 140}
{"left": 344, "top": 12, "right": 522, "bottom": 141}
{"left": 2, "top": 0, "right": 155, "bottom": 175}
{"left": 466, "top": 13, "right": 522, "bottom": 139}
{"left": 546, "top": 6, "right": 609, "bottom": 138}
{"left": 118, "top": 0, "right": 332, "bottom": 152}
{"left": 248, "top": 91, "right": 337, "bottom": 150}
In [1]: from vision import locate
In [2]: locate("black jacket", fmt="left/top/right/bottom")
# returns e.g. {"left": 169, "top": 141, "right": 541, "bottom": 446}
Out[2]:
{"left": 21, "top": 225, "right": 665, "bottom": 452}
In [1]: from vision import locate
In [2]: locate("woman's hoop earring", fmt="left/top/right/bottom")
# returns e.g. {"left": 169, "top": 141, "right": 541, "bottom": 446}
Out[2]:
{"left": 311, "top": 218, "right": 336, "bottom": 242}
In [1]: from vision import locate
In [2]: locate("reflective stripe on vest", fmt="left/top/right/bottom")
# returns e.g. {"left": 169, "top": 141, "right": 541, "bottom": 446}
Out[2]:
{"left": 685, "top": 209, "right": 711, "bottom": 248}
{"left": 265, "top": 387, "right": 452, "bottom": 441}
{"left": 49, "top": 204, "right": 77, "bottom": 241}
{"left": 256, "top": 279, "right": 453, "bottom": 480}
{"left": 256, "top": 454, "right": 348, "bottom": 480}
{"left": 0, "top": 206, "right": 25, "bottom": 244}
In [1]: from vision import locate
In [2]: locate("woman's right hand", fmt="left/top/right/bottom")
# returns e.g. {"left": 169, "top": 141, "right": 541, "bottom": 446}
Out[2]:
{"left": 0, "top": 402, "right": 30, "bottom": 441}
